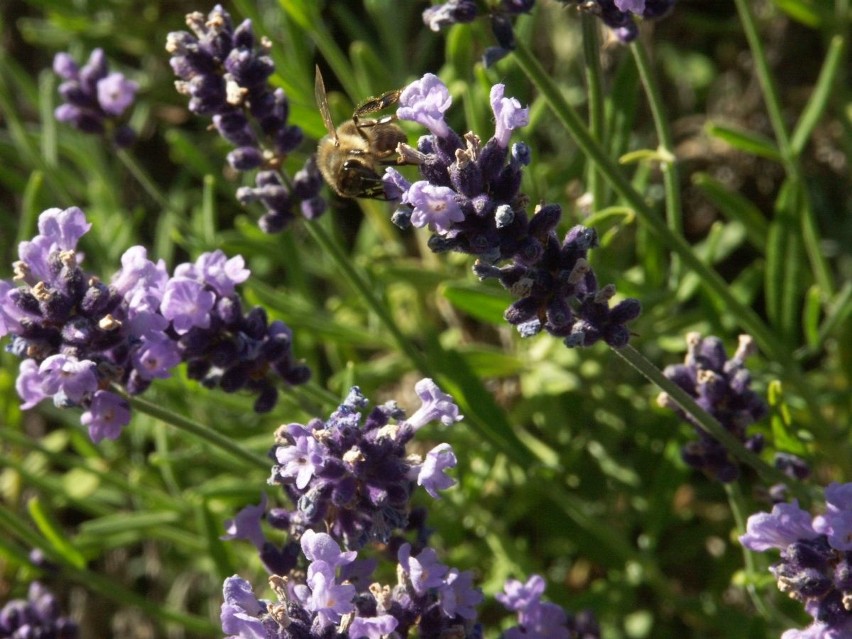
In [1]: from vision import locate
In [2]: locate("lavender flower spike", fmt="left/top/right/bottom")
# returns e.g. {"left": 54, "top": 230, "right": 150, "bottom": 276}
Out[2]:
{"left": 405, "top": 377, "right": 464, "bottom": 430}
{"left": 398, "top": 73, "right": 453, "bottom": 138}
{"left": 741, "top": 484, "right": 852, "bottom": 638}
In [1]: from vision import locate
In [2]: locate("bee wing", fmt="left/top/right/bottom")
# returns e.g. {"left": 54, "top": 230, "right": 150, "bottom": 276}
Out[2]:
{"left": 314, "top": 65, "right": 339, "bottom": 143}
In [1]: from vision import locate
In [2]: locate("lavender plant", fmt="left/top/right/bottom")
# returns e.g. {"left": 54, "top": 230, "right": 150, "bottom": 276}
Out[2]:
{"left": 53, "top": 48, "right": 138, "bottom": 147}
{"left": 0, "top": 582, "right": 77, "bottom": 639}
{"left": 0, "top": 0, "right": 848, "bottom": 637}
{"left": 0, "top": 206, "right": 309, "bottom": 441}
{"left": 386, "top": 73, "right": 641, "bottom": 348}
{"left": 166, "top": 5, "right": 325, "bottom": 232}
{"left": 740, "top": 484, "right": 852, "bottom": 638}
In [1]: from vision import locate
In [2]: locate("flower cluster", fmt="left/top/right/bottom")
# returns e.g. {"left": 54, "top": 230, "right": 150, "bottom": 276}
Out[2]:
{"left": 166, "top": 4, "right": 325, "bottom": 232}
{"left": 0, "top": 207, "right": 308, "bottom": 442}
{"left": 658, "top": 333, "right": 767, "bottom": 483}
{"left": 498, "top": 575, "right": 601, "bottom": 639}
{"left": 53, "top": 48, "right": 138, "bottom": 147}
{"left": 559, "top": 0, "right": 677, "bottom": 42}
{"left": 222, "top": 530, "right": 484, "bottom": 639}
{"left": 385, "top": 74, "right": 641, "bottom": 348}
{"left": 222, "top": 529, "right": 596, "bottom": 639}
{"left": 422, "top": 0, "right": 536, "bottom": 66}
{"left": 740, "top": 483, "right": 852, "bottom": 639}
{"left": 0, "top": 581, "right": 78, "bottom": 639}
{"left": 229, "top": 380, "right": 462, "bottom": 565}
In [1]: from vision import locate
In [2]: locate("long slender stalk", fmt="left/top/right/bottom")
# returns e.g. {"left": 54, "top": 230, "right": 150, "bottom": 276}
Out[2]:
{"left": 725, "top": 482, "right": 771, "bottom": 618}
{"left": 630, "top": 39, "right": 683, "bottom": 284}
{"left": 581, "top": 14, "right": 606, "bottom": 209}
{"left": 512, "top": 39, "right": 786, "bottom": 367}
{"left": 128, "top": 394, "right": 270, "bottom": 470}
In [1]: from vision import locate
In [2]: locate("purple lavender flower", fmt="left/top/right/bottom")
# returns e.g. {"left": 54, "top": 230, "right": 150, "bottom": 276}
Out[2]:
{"left": 405, "top": 182, "right": 465, "bottom": 234}
{"left": 560, "top": 0, "right": 676, "bottom": 43}
{"left": 741, "top": 485, "right": 852, "bottom": 638}
{"left": 498, "top": 574, "right": 598, "bottom": 639}
{"left": 221, "top": 494, "right": 268, "bottom": 551}
{"left": 490, "top": 83, "right": 530, "bottom": 148}
{"left": 0, "top": 206, "right": 309, "bottom": 441}
{"left": 264, "top": 381, "right": 461, "bottom": 549}
{"left": 220, "top": 576, "right": 269, "bottom": 638}
{"left": 390, "top": 75, "right": 640, "bottom": 349}
{"left": 398, "top": 73, "right": 453, "bottom": 138}
{"left": 53, "top": 48, "right": 137, "bottom": 147}
{"left": 423, "top": 0, "right": 479, "bottom": 32}
{"left": 0, "top": 581, "right": 78, "bottom": 638}
{"left": 659, "top": 333, "right": 768, "bottom": 482}
{"left": 167, "top": 5, "right": 324, "bottom": 231}
{"left": 348, "top": 614, "right": 399, "bottom": 638}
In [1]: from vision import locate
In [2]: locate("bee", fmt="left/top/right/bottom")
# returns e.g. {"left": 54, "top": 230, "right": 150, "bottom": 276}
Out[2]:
{"left": 314, "top": 66, "right": 407, "bottom": 199}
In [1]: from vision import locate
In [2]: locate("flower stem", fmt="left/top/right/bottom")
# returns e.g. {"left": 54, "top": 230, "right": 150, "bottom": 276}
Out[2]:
{"left": 725, "top": 482, "right": 771, "bottom": 619}
{"left": 611, "top": 344, "right": 814, "bottom": 500}
{"left": 127, "top": 394, "right": 270, "bottom": 470}
{"left": 581, "top": 14, "right": 606, "bottom": 209}
{"left": 629, "top": 39, "right": 683, "bottom": 283}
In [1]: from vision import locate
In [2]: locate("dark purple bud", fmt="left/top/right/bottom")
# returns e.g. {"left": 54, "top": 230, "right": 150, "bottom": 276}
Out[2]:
{"left": 253, "top": 383, "right": 278, "bottom": 413}
{"left": 280, "top": 363, "right": 311, "bottom": 386}
{"left": 505, "top": 296, "right": 541, "bottom": 325}
{"left": 227, "top": 146, "right": 264, "bottom": 170}
{"left": 483, "top": 46, "right": 511, "bottom": 68}
{"left": 527, "top": 204, "right": 562, "bottom": 237}
{"left": 112, "top": 125, "right": 136, "bottom": 148}
{"left": 490, "top": 14, "right": 516, "bottom": 50}
{"left": 232, "top": 19, "right": 256, "bottom": 49}
{"left": 610, "top": 298, "right": 641, "bottom": 323}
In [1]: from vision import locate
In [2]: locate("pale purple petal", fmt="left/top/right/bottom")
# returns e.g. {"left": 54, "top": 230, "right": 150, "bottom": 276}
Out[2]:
{"left": 439, "top": 569, "right": 482, "bottom": 620}
{"left": 348, "top": 614, "right": 398, "bottom": 639}
{"left": 220, "top": 576, "right": 266, "bottom": 639}
{"left": 36, "top": 206, "right": 91, "bottom": 251}
{"left": 614, "top": 0, "right": 646, "bottom": 13}
{"left": 38, "top": 354, "right": 98, "bottom": 403}
{"left": 81, "top": 390, "right": 131, "bottom": 443}
{"left": 416, "top": 443, "right": 457, "bottom": 498}
{"left": 404, "top": 378, "right": 463, "bottom": 430}
{"left": 398, "top": 74, "right": 452, "bottom": 138}
{"left": 221, "top": 494, "right": 268, "bottom": 550}
{"left": 740, "top": 501, "right": 818, "bottom": 551}
{"left": 160, "top": 277, "right": 215, "bottom": 334}
{"left": 16, "top": 359, "right": 48, "bottom": 410}
{"left": 490, "top": 84, "right": 529, "bottom": 148}
{"left": 382, "top": 167, "right": 412, "bottom": 201}
{"left": 131, "top": 333, "right": 181, "bottom": 380}
{"left": 813, "top": 482, "right": 852, "bottom": 551}
{"left": 53, "top": 53, "right": 79, "bottom": 80}
{"left": 175, "top": 250, "right": 250, "bottom": 298}
{"left": 97, "top": 72, "right": 138, "bottom": 116}
{"left": 301, "top": 530, "right": 357, "bottom": 568}
{"left": 404, "top": 182, "right": 464, "bottom": 235}
{"left": 398, "top": 544, "right": 448, "bottom": 595}
{"left": 306, "top": 570, "right": 356, "bottom": 627}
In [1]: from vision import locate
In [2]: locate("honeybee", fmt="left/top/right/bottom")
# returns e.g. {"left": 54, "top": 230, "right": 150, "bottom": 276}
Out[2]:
{"left": 314, "top": 66, "right": 407, "bottom": 199}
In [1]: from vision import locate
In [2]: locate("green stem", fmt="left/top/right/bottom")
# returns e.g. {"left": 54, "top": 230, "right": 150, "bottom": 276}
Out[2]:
{"left": 303, "top": 221, "right": 433, "bottom": 375}
{"left": 732, "top": 0, "right": 794, "bottom": 171}
{"left": 581, "top": 14, "right": 606, "bottom": 209}
{"left": 128, "top": 394, "right": 270, "bottom": 470}
{"left": 612, "top": 345, "right": 816, "bottom": 501}
{"left": 116, "top": 149, "right": 173, "bottom": 212}
{"left": 630, "top": 39, "right": 683, "bottom": 284}
{"left": 725, "top": 483, "right": 771, "bottom": 618}
{"left": 512, "top": 39, "right": 785, "bottom": 367}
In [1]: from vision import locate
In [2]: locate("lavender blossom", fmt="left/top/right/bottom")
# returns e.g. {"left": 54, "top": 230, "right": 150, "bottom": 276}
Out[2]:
{"left": 421, "top": 0, "right": 537, "bottom": 67}
{"left": 0, "top": 581, "right": 78, "bottom": 638}
{"left": 53, "top": 49, "right": 137, "bottom": 147}
{"left": 497, "top": 575, "right": 601, "bottom": 639}
{"left": 0, "top": 207, "right": 309, "bottom": 442}
{"left": 264, "top": 380, "right": 462, "bottom": 549}
{"left": 658, "top": 333, "right": 767, "bottom": 482}
{"left": 741, "top": 484, "right": 852, "bottom": 638}
{"left": 389, "top": 74, "right": 641, "bottom": 349}
{"left": 559, "top": 0, "right": 677, "bottom": 43}
{"left": 167, "top": 5, "right": 324, "bottom": 231}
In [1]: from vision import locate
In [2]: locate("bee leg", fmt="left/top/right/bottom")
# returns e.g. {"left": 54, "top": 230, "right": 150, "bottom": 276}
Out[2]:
{"left": 353, "top": 89, "right": 402, "bottom": 118}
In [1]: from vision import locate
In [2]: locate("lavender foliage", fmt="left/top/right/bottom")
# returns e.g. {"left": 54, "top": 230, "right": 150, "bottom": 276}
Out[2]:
{"left": 166, "top": 5, "right": 325, "bottom": 232}
{"left": 658, "top": 332, "right": 767, "bottom": 482}
{"left": 53, "top": 48, "right": 138, "bottom": 147}
{"left": 0, "top": 581, "right": 77, "bottom": 639}
{"left": 386, "top": 74, "right": 641, "bottom": 348}
{"left": 740, "top": 484, "right": 852, "bottom": 638}
{"left": 0, "top": 207, "right": 309, "bottom": 442}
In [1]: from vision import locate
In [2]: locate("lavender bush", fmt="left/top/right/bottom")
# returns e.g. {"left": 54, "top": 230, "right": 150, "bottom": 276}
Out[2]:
{"left": 0, "top": 0, "right": 848, "bottom": 638}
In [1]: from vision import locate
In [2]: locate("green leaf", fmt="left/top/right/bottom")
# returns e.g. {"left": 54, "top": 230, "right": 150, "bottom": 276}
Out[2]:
{"left": 27, "top": 497, "right": 87, "bottom": 569}
{"left": 768, "top": 381, "right": 809, "bottom": 455}
{"left": 441, "top": 282, "right": 511, "bottom": 325}
{"left": 691, "top": 173, "right": 768, "bottom": 252}
{"left": 771, "top": 0, "right": 822, "bottom": 27}
{"left": 705, "top": 122, "right": 782, "bottom": 161}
